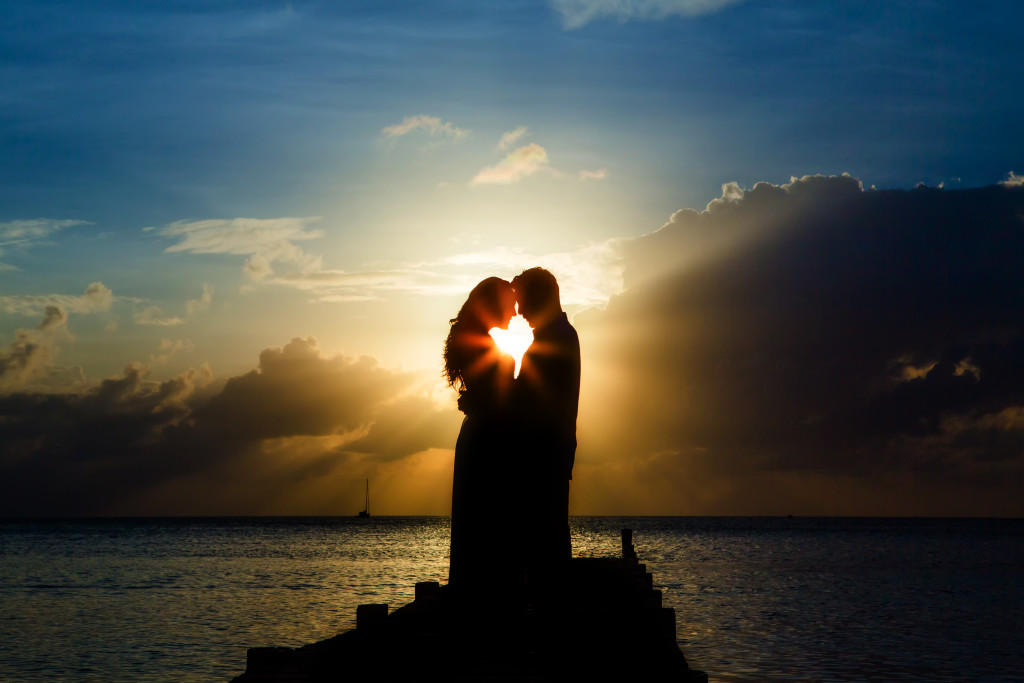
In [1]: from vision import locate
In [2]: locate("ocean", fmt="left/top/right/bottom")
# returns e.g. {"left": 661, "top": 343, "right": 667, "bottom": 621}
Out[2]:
{"left": 1, "top": 517, "right": 1021, "bottom": 682}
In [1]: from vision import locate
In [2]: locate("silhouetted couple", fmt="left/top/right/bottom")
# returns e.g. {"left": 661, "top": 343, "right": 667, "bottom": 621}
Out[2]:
{"left": 444, "top": 268, "right": 581, "bottom": 591}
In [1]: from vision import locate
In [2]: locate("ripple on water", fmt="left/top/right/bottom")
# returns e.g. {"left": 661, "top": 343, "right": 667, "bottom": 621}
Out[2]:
{"left": 1, "top": 516, "right": 1022, "bottom": 682}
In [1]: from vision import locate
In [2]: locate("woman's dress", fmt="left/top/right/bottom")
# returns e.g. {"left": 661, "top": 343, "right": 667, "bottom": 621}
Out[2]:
{"left": 448, "top": 337, "right": 516, "bottom": 589}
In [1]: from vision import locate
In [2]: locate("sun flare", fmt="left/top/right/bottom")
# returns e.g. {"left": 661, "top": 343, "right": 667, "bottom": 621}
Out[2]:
{"left": 490, "top": 315, "right": 534, "bottom": 377}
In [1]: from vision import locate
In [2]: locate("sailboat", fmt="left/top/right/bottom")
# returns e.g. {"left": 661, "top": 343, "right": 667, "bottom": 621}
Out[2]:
{"left": 357, "top": 479, "right": 370, "bottom": 518}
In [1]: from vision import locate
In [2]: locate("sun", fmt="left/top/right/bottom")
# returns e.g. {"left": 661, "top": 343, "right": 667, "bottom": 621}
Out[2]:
{"left": 490, "top": 314, "right": 534, "bottom": 377}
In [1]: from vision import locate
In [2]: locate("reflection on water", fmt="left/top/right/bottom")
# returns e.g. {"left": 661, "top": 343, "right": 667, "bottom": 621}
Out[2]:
{"left": 575, "top": 517, "right": 1024, "bottom": 682}
{"left": 1, "top": 517, "right": 1022, "bottom": 682}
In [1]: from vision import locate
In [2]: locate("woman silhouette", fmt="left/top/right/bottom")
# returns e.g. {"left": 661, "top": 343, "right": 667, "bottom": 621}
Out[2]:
{"left": 443, "top": 277, "right": 517, "bottom": 589}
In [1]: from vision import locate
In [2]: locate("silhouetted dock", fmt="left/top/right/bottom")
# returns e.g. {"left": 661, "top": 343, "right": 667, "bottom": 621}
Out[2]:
{"left": 232, "top": 530, "right": 708, "bottom": 682}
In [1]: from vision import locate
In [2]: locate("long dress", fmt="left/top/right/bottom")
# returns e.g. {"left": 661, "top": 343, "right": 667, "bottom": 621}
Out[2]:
{"left": 448, "top": 333, "right": 516, "bottom": 589}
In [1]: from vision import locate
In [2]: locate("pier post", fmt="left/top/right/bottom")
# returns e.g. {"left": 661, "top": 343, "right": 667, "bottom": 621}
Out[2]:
{"left": 415, "top": 581, "right": 440, "bottom": 601}
{"left": 621, "top": 528, "right": 637, "bottom": 560}
{"left": 356, "top": 603, "right": 388, "bottom": 629}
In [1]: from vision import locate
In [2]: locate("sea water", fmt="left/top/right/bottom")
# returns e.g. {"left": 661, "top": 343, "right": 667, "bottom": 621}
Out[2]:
{"left": 1, "top": 517, "right": 1021, "bottom": 682}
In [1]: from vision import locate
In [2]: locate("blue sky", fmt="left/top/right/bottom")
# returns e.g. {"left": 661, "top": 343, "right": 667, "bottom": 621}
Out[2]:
{"left": 2, "top": 0, "right": 1023, "bottom": 515}
{"left": 5, "top": 1, "right": 1019, "bottom": 232}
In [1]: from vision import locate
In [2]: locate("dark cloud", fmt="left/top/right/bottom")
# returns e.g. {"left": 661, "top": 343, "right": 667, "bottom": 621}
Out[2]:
{"left": 576, "top": 176, "right": 1024, "bottom": 514}
{"left": 0, "top": 336, "right": 458, "bottom": 516}
{"left": 344, "top": 395, "right": 460, "bottom": 462}
{"left": 4, "top": 176, "right": 1024, "bottom": 516}
{"left": 194, "top": 337, "right": 411, "bottom": 440}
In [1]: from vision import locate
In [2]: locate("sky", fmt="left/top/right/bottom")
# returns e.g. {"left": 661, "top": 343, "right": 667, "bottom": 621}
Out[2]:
{"left": 2, "top": 0, "right": 1023, "bottom": 516}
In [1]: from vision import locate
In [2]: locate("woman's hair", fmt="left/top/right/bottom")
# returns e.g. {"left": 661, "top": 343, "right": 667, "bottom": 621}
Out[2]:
{"left": 443, "top": 277, "right": 512, "bottom": 390}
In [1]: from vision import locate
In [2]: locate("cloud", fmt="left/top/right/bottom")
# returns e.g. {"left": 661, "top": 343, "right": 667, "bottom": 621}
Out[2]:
{"left": 435, "top": 243, "right": 626, "bottom": 308}
{"left": 195, "top": 337, "right": 413, "bottom": 439}
{"left": 131, "top": 283, "right": 210, "bottom": 327}
{"left": 150, "top": 339, "right": 195, "bottom": 366}
{"left": 157, "top": 217, "right": 324, "bottom": 279}
{"left": 5, "top": 173, "right": 1024, "bottom": 516}
{"left": 530, "top": 241, "right": 626, "bottom": 308}
{"left": 574, "top": 176, "right": 1024, "bottom": 514}
{"left": 267, "top": 266, "right": 450, "bottom": 302}
{"left": 578, "top": 168, "right": 608, "bottom": 181}
{"left": 0, "top": 336, "right": 460, "bottom": 515}
{"left": 267, "top": 242, "right": 625, "bottom": 308}
{"left": 340, "top": 394, "right": 458, "bottom": 462}
{"left": 0, "top": 219, "right": 92, "bottom": 269}
{"left": 0, "top": 282, "right": 114, "bottom": 316}
{"left": 81, "top": 282, "right": 114, "bottom": 312}
{"left": 498, "top": 126, "right": 529, "bottom": 150}
{"left": 152, "top": 209, "right": 621, "bottom": 308}
{"left": 471, "top": 143, "right": 551, "bottom": 185}
{"left": 0, "top": 360, "right": 217, "bottom": 514}
{"left": 244, "top": 254, "right": 274, "bottom": 280}
{"left": 151, "top": 211, "right": 621, "bottom": 307}
{"left": 11, "top": 174, "right": 1021, "bottom": 517}
{"left": 0, "top": 219, "right": 87, "bottom": 246}
{"left": 0, "top": 306, "right": 71, "bottom": 392}
{"left": 551, "top": 0, "right": 746, "bottom": 29}
{"left": 1001, "top": 171, "right": 1024, "bottom": 187}
{"left": 134, "top": 306, "right": 184, "bottom": 327}
{"left": 185, "top": 283, "right": 214, "bottom": 317}
{"left": 381, "top": 115, "right": 468, "bottom": 141}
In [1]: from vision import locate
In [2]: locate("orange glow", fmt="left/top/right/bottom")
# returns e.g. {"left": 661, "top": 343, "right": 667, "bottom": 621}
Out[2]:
{"left": 490, "top": 314, "right": 533, "bottom": 377}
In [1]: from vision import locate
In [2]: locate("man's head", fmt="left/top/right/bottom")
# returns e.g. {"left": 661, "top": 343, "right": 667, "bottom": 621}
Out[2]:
{"left": 512, "top": 267, "right": 562, "bottom": 327}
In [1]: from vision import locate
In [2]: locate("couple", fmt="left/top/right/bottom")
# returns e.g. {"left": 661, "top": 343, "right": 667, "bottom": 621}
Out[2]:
{"left": 443, "top": 268, "right": 581, "bottom": 590}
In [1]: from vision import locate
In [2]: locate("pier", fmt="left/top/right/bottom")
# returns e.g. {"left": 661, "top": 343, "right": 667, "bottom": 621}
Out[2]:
{"left": 233, "top": 530, "right": 708, "bottom": 682}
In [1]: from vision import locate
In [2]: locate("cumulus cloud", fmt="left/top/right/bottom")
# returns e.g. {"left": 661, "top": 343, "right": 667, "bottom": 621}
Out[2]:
{"left": 0, "top": 219, "right": 92, "bottom": 269}
{"left": 575, "top": 176, "right": 1024, "bottom": 515}
{"left": 552, "top": 0, "right": 746, "bottom": 28}
{"left": 0, "top": 282, "right": 114, "bottom": 316}
{"left": 472, "top": 143, "right": 551, "bottom": 185}
{"left": 381, "top": 115, "right": 468, "bottom": 141}
{"left": 0, "top": 359, "right": 219, "bottom": 514}
{"left": 1001, "top": 171, "right": 1024, "bottom": 187}
{"left": 0, "top": 335, "right": 461, "bottom": 515}
{"left": 0, "top": 306, "right": 70, "bottom": 392}
{"left": 185, "top": 283, "right": 214, "bottom": 317}
{"left": 80, "top": 282, "right": 114, "bottom": 312}
{"left": 244, "top": 254, "right": 274, "bottom": 281}
{"left": 498, "top": 126, "right": 529, "bottom": 150}
{"left": 150, "top": 339, "right": 195, "bottom": 366}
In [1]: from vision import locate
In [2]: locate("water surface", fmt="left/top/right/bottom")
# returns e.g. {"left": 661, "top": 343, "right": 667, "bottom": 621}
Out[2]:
{"left": 1, "top": 517, "right": 1021, "bottom": 681}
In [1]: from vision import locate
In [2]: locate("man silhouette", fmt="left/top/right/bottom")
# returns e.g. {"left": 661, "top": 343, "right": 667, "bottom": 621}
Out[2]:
{"left": 511, "top": 268, "right": 581, "bottom": 563}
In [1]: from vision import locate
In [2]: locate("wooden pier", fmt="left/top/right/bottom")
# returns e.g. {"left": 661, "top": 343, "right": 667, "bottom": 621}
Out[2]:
{"left": 233, "top": 530, "right": 708, "bottom": 682}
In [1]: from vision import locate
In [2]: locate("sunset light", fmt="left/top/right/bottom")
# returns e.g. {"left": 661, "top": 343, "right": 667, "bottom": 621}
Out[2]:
{"left": 490, "top": 314, "right": 534, "bottom": 377}
{"left": 4, "top": 2, "right": 1024, "bottom": 680}
{"left": 1, "top": 2, "right": 1022, "bottom": 521}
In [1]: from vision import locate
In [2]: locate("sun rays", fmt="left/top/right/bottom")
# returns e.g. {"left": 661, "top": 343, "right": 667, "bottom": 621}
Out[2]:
{"left": 490, "top": 314, "right": 534, "bottom": 377}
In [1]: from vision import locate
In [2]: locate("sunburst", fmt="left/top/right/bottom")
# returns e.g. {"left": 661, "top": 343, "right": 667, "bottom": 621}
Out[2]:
{"left": 490, "top": 314, "right": 533, "bottom": 377}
